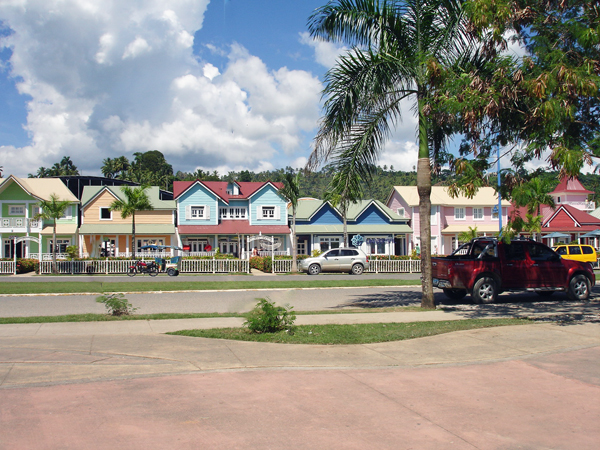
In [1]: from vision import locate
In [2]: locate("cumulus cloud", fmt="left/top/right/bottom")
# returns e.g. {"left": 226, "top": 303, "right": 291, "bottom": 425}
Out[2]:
{"left": 299, "top": 31, "right": 347, "bottom": 69}
{"left": 0, "top": 0, "right": 322, "bottom": 177}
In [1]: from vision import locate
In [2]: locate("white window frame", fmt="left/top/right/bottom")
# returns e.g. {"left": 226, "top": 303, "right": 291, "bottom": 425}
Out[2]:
{"left": 396, "top": 207, "right": 405, "bottom": 218}
{"left": 191, "top": 206, "right": 205, "bottom": 219}
{"left": 49, "top": 239, "right": 70, "bottom": 254}
{"left": 473, "top": 207, "right": 484, "bottom": 220}
{"left": 60, "top": 205, "right": 73, "bottom": 220}
{"left": 454, "top": 207, "right": 466, "bottom": 220}
{"left": 185, "top": 205, "right": 210, "bottom": 220}
{"left": 319, "top": 236, "right": 340, "bottom": 252}
{"left": 259, "top": 205, "right": 279, "bottom": 220}
{"left": 9, "top": 205, "right": 25, "bottom": 216}
{"left": 219, "top": 206, "right": 247, "bottom": 220}
{"left": 99, "top": 207, "right": 112, "bottom": 220}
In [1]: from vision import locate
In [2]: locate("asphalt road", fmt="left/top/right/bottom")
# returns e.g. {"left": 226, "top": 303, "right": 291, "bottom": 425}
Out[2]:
{"left": 1, "top": 282, "right": 599, "bottom": 318}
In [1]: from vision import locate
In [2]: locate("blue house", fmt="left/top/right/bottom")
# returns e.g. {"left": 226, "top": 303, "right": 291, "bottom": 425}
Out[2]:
{"left": 173, "top": 180, "right": 290, "bottom": 257}
{"left": 292, "top": 198, "right": 413, "bottom": 256}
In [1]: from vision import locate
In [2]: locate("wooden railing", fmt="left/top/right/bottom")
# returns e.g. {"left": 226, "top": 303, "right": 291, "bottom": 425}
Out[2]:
{"left": 272, "top": 259, "right": 293, "bottom": 273}
{"left": 365, "top": 259, "right": 421, "bottom": 273}
{"left": 0, "top": 260, "right": 15, "bottom": 274}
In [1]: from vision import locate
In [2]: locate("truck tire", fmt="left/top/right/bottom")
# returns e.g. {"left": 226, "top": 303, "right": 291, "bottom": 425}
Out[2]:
{"left": 567, "top": 274, "right": 591, "bottom": 301}
{"left": 472, "top": 277, "right": 497, "bottom": 304}
{"left": 443, "top": 288, "right": 467, "bottom": 301}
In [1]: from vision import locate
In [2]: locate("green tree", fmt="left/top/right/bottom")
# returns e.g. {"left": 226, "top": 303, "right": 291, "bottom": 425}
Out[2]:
{"left": 510, "top": 177, "right": 555, "bottom": 241}
{"left": 458, "top": 226, "right": 478, "bottom": 243}
{"left": 306, "top": 0, "right": 475, "bottom": 308}
{"left": 29, "top": 156, "right": 80, "bottom": 178}
{"left": 109, "top": 186, "right": 154, "bottom": 258}
{"left": 35, "top": 193, "right": 73, "bottom": 274}
{"left": 280, "top": 172, "right": 302, "bottom": 272}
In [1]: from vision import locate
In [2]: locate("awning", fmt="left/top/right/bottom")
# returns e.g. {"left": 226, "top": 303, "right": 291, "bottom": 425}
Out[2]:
{"left": 442, "top": 225, "right": 502, "bottom": 234}
{"left": 40, "top": 224, "right": 78, "bottom": 235}
{"left": 78, "top": 224, "right": 176, "bottom": 235}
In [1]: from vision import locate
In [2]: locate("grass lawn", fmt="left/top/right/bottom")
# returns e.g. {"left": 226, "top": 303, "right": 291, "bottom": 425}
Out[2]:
{"left": 168, "top": 318, "right": 531, "bottom": 345}
{"left": 0, "top": 278, "right": 421, "bottom": 295}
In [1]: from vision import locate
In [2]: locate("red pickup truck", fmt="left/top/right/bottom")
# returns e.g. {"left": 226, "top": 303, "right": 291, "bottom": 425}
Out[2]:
{"left": 432, "top": 238, "right": 595, "bottom": 303}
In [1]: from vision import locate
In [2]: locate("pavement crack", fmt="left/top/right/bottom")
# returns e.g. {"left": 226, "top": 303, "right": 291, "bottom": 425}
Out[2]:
{"left": 0, "top": 363, "right": 14, "bottom": 386}
{"left": 340, "top": 370, "right": 483, "bottom": 450}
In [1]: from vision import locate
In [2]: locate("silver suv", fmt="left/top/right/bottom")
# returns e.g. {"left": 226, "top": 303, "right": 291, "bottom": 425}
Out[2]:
{"left": 298, "top": 248, "right": 370, "bottom": 275}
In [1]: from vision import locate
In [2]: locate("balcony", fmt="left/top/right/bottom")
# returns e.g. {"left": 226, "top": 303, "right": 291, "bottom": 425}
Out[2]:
{"left": 0, "top": 217, "right": 42, "bottom": 230}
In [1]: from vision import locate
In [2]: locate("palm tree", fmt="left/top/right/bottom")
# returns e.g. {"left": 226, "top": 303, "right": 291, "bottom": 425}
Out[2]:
{"left": 307, "top": 0, "right": 474, "bottom": 308}
{"left": 458, "top": 226, "right": 478, "bottom": 244}
{"left": 511, "top": 177, "right": 555, "bottom": 241}
{"left": 35, "top": 193, "right": 73, "bottom": 274}
{"left": 280, "top": 172, "right": 302, "bottom": 272}
{"left": 323, "top": 168, "right": 363, "bottom": 247}
{"left": 109, "top": 186, "right": 154, "bottom": 258}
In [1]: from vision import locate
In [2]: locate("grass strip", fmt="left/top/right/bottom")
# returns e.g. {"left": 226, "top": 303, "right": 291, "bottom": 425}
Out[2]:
{"left": 168, "top": 318, "right": 531, "bottom": 345}
{"left": 0, "top": 306, "right": 426, "bottom": 324}
{"left": 0, "top": 279, "right": 420, "bottom": 295}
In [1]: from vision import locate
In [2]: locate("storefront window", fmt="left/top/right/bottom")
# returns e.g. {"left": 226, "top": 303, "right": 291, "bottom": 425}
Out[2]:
{"left": 319, "top": 237, "right": 340, "bottom": 251}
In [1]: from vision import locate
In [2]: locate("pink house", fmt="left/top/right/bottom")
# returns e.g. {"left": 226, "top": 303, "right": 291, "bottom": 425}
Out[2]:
{"left": 386, "top": 186, "right": 511, "bottom": 255}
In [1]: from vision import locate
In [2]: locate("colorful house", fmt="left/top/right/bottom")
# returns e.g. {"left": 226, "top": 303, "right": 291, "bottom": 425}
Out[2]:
{"left": 0, "top": 176, "right": 79, "bottom": 259}
{"left": 387, "top": 186, "right": 511, "bottom": 255}
{"left": 292, "top": 198, "right": 412, "bottom": 256}
{"left": 173, "top": 180, "right": 290, "bottom": 257}
{"left": 78, "top": 185, "right": 176, "bottom": 257}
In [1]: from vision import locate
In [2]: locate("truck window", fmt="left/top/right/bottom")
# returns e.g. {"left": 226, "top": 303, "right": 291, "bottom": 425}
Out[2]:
{"left": 527, "top": 242, "right": 556, "bottom": 261}
{"left": 505, "top": 242, "right": 526, "bottom": 261}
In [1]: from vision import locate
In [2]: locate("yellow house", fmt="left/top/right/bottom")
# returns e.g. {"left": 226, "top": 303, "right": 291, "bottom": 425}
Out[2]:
{"left": 78, "top": 185, "right": 176, "bottom": 257}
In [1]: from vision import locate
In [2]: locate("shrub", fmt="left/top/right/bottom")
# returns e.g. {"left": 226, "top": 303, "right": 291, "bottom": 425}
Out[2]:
{"left": 16, "top": 259, "right": 39, "bottom": 274}
{"left": 96, "top": 293, "right": 138, "bottom": 316}
{"left": 65, "top": 245, "right": 79, "bottom": 260}
{"left": 244, "top": 298, "right": 296, "bottom": 333}
{"left": 311, "top": 249, "right": 322, "bottom": 257}
{"left": 250, "top": 256, "right": 272, "bottom": 272}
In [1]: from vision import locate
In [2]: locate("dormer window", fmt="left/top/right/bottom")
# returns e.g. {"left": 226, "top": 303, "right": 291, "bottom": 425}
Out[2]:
{"left": 226, "top": 183, "right": 239, "bottom": 196}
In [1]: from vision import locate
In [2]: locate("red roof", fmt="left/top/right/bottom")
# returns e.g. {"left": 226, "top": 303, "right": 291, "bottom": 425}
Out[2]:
{"left": 551, "top": 178, "right": 592, "bottom": 195}
{"left": 178, "top": 221, "right": 290, "bottom": 235}
{"left": 509, "top": 204, "right": 600, "bottom": 232}
{"left": 173, "top": 180, "right": 284, "bottom": 202}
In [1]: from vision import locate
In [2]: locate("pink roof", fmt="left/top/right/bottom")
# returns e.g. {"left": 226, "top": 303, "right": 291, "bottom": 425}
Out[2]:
{"left": 551, "top": 178, "right": 592, "bottom": 195}
{"left": 178, "top": 222, "right": 290, "bottom": 235}
{"left": 173, "top": 180, "right": 284, "bottom": 202}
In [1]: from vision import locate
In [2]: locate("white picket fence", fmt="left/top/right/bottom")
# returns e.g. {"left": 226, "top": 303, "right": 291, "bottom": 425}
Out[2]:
{"left": 273, "top": 259, "right": 293, "bottom": 273}
{"left": 37, "top": 258, "right": 249, "bottom": 274}
{"left": 0, "top": 260, "right": 15, "bottom": 274}
{"left": 366, "top": 259, "right": 421, "bottom": 273}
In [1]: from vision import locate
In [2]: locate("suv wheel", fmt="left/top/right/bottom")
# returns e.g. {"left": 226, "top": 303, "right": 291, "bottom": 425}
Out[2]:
{"left": 472, "top": 277, "right": 497, "bottom": 304}
{"left": 351, "top": 264, "right": 364, "bottom": 275}
{"left": 568, "top": 274, "right": 591, "bottom": 301}
{"left": 308, "top": 264, "right": 321, "bottom": 275}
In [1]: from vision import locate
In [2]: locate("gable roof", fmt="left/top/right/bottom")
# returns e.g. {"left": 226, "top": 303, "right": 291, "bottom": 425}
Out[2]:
{"left": 293, "top": 198, "right": 405, "bottom": 222}
{"left": 0, "top": 176, "right": 79, "bottom": 202}
{"left": 173, "top": 180, "right": 284, "bottom": 203}
{"left": 81, "top": 185, "right": 175, "bottom": 209}
{"left": 551, "top": 177, "right": 592, "bottom": 195}
{"left": 510, "top": 203, "right": 600, "bottom": 231}
{"left": 390, "top": 186, "right": 511, "bottom": 207}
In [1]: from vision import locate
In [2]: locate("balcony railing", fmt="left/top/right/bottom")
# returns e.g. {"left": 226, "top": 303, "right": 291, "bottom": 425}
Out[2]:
{"left": 0, "top": 217, "right": 41, "bottom": 229}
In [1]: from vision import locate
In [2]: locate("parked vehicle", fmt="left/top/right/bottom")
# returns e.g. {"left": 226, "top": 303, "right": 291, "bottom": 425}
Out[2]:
{"left": 552, "top": 244, "right": 597, "bottom": 264}
{"left": 156, "top": 256, "right": 181, "bottom": 277}
{"left": 432, "top": 237, "right": 595, "bottom": 303}
{"left": 298, "top": 248, "right": 369, "bottom": 275}
{"left": 128, "top": 259, "right": 159, "bottom": 277}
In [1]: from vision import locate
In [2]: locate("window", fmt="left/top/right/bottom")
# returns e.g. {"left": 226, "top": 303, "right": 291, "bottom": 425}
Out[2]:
{"left": 49, "top": 239, "right": 70, "bottom": 254}
{"left": 430, "top": 206, "right": 437, "bottom": 225}
{"left": 454, "top": 207, "right": 465, "bottom": 220}
{"left": 367, "top": 238, "right": 386, "bottom": 255}
{"left": 341, "top": 249, "right": 359, "bottom": 256}
{"left": 569, "top": 246, "right": 582, "bottom": 255}
{"left": 319, "top": 237, "right": 340, "bottom": 251}
{"left": 505, "top": 243, "right": 526, "bottom": 260}
{"left": 219, "top": 207, "right": 247, "bottom": 219}
{"left": 260, "top": 206, "right": 277, "bottom": 220}
{"left": 326, "top": 249, "right": 340, "bottom": 257}
{"left": 397, "top": 207, "right": 405, "bottom": 217}
{"left": 582, "top": 246, "right": 594, "bottom": 255}
{"left": 9, "top": 205, "right": 25, "bottom": 216}
{"left": 186, "top": 205, "right": 210, "bottom": 220}
{"left": 473, "top": 208, "right": 484, "bottom": 220}
{"left": 100, "top": 207, "right": 112, "bottom": 220}
{"left": 527, "top": 242, "right": 556, "bottom": 261}
{"left": 60, "top": 205, "right": 73, "bottom": 220}
{"left": 191, "top": 206, "right": 205, "bottom": 219}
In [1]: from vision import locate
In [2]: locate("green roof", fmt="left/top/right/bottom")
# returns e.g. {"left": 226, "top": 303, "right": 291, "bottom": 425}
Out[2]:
{"left": 79, "top": 224, "right": 176, "bottom": 234}
{"left": 81, "top": 186, "right": 175, "bottom": 209}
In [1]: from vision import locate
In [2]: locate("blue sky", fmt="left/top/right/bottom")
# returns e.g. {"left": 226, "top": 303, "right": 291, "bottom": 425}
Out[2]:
{"left": 0, "top": 0, "right": 421, "bottom": 178}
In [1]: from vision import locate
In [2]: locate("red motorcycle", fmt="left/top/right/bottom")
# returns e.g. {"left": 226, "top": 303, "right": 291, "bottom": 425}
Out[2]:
{"left": 127, "top": 259, "right": 159, "bottom": 277}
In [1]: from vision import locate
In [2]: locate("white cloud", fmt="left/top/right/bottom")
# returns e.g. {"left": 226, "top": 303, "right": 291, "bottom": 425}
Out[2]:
{"left": 0, "top": 0, "right": 322, "bottom": 178}
{"left": 299, "top": 31, "right": 347, "bottom": 69}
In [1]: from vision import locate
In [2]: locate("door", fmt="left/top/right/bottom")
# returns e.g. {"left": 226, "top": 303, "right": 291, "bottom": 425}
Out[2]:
{"left": 321, "top": 249, "right": 341, "bottom": 271}
{"left": 502, "top": 241, "right": 532, "bottom": 289}
{"left": 338, "top": 249, "right": 359, "bottom": 271}
{"left": 526, "top": 242, "right": 567, "bottom": 288}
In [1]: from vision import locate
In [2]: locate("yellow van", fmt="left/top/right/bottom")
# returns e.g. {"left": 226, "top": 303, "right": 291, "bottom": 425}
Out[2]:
{"left": 553, "top": 244, "right": 597, "bottom": 264}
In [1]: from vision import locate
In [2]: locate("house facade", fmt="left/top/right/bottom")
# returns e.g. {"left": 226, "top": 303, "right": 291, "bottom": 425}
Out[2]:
{"left": 387, "top": 186, "right": 511, "bottom": 255}
{"left": 174, "top": 180, "right": 290, "bottom": 257}
{"left": 0, "top": 176, "right": 79, "bottom": 259}
{"left": 293, "top": 198, "right": 412, "bottom": 256}
{"left": 78, "top": 186, "right": 176, "bottom": 257}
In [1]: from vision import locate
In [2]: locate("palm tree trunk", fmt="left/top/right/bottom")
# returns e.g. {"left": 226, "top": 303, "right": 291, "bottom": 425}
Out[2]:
{"left": 52, "top": 221, "right": 58, "bottom": 274}
{"left": 417, "top": 94, "right": 435, "bottom": 309}
{"left": 132, "top": 213, "right": 136, "bottom": 259}
{"left": 291, "top": 209, "right": 297, "bottom": 272}
{"left": 343, "top": 203, "right": 348, "bottom": 247}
